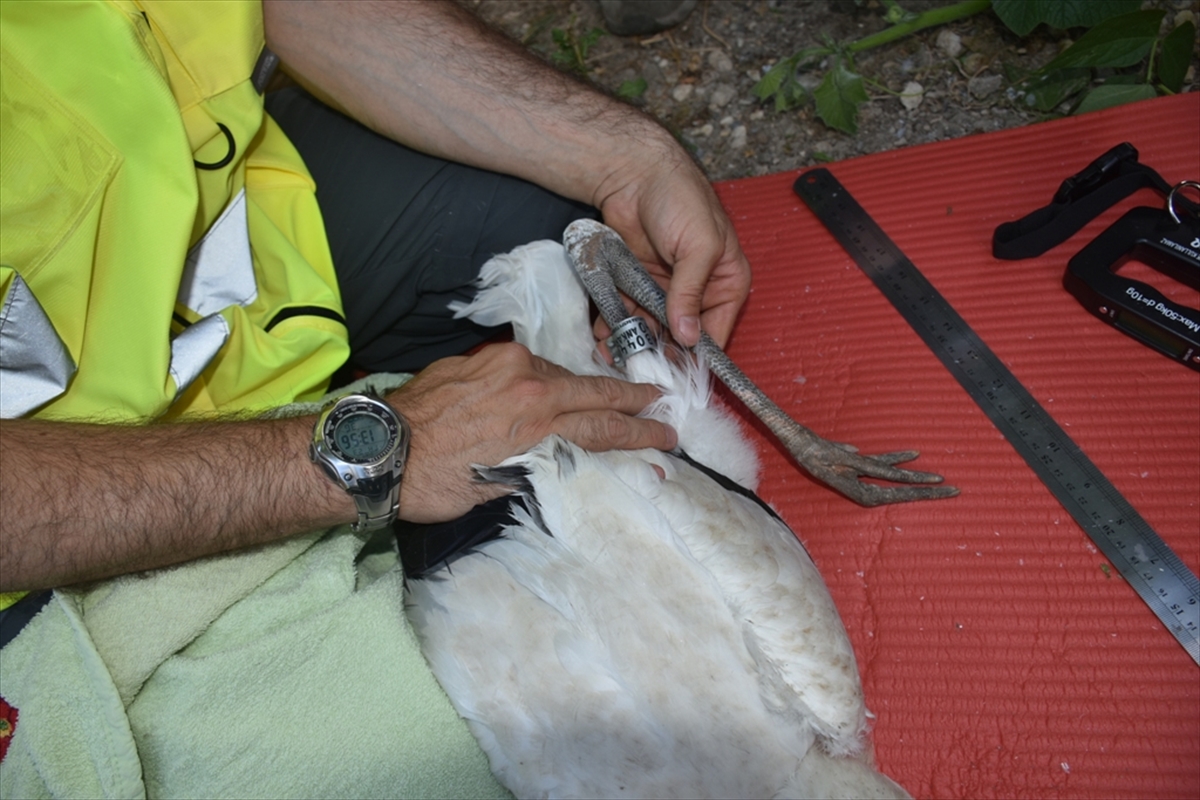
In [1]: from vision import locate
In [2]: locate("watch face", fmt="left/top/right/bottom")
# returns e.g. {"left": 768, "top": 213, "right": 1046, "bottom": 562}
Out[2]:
{"left": 330, "top": 411, "right": 395, "bottom": 463}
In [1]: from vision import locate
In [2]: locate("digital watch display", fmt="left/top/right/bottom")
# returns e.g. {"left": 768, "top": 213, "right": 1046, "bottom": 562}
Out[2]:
{"left": 311, "top": 393, "right": 410, "bottom": 531}
{"left": 330, "top": 410, "right": 397, "bottom": 464}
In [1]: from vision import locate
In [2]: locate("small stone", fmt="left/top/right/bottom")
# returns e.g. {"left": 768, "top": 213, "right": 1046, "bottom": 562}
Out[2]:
{"left": 962, "top": 52, "right": 987, "bottom": 75}
{"left": 900, "top": 81, "right": 923, "bottom": 111}
{"left": 720, "top": 115, "right": 734, "bottom": 126}
{"left": 1175, "top": 10, "right": 1196, "bottom": 28}
{"left": 708, "top": 83, "right": 737, "bottom": 108}
{"left": 968, "top": 74, "right": 1003, "bottom": 99}
{"left": 707, "top": 50, "right": 734, "bottom": 74}
{"left": 936, "top": 29, "right": 963, "bottom": 58}
{"left": 641, "top": 59, "right": 665, "bottom": 88}
{"left": 671, "top": 83, "right": 694, "bottom": 102}
{"left": 730, "top": 125, "right": 747, "bottom": 149}
{"left": 796, "top": 72, "right": 822, "bottom": 91}
{"left": 749, "top": 109, "right": 764, "bottom": 120}
{"left": 696, "top": 123, "right": 714, "bottom": 137}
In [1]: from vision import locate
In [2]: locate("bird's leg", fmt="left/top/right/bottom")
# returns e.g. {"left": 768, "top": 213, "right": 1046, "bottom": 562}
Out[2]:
{"left": 564, "top": 220, "right": 959, "bottom": 507}
{"left": 564, "top": 223, "right": 655, "bottom": 362}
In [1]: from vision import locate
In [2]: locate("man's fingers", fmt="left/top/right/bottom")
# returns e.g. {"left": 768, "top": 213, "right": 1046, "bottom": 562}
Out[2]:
{"left": 698, "top": 301, "right": 741, "bottom": 349}
{"left": 675, "top": 246, "right": 751, "bottom": 349}
{"left": 553, "top": 371, "right": 663, "bottom": 417}
{"left": 661, "top": 224, "right": 748, "bottom": 349}
{"left": 664, "top": 261, "right": 709, "bottom": 348}
{"left": 554, "top": 410, "right": 677, "bottom": 452}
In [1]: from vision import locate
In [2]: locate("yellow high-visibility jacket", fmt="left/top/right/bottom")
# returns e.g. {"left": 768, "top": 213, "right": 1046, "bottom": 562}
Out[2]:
{"left": 0, "top": 0, "right": 350, "bottom": 425}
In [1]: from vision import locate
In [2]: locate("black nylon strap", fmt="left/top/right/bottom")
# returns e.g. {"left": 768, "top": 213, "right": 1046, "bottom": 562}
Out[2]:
{"left": 0, "top": 591, "right": 52, "bottom": 650}
{"left": 992, "top": 143, "right": 1184, "bottom": 260}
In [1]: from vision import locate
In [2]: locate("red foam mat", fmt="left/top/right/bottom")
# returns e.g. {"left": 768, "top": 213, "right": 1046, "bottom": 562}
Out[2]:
{"left": 713, "top": 93, "right": 1200, "bottom": 799}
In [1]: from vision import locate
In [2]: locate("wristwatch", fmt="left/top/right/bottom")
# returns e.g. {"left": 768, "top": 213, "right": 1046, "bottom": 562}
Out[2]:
{"left": 310, "top": 393, "right": 411, "bottom": 532}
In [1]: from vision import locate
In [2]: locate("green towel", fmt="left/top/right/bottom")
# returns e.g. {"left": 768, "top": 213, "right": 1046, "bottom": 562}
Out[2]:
{"left": 0, "top": 375, "right": 510, "bottom": 799}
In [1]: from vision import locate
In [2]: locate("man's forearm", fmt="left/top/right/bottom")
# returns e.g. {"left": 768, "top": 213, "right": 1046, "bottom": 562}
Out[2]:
{"left": 264, "top": 0, "right": 752, "bottom": 348}
{"left": 0, "top": 415, "right": 355, "bottom": 592}
{"left": 262, "top": 0, "right": 676, "bottom": 209}
{"left": 0, "top": 345, "right": 676, "bottom": 592}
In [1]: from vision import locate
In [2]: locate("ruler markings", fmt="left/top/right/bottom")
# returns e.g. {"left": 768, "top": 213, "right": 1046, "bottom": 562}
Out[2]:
{"left": 795, "top": 168, "right": 1199, "bottom": 664}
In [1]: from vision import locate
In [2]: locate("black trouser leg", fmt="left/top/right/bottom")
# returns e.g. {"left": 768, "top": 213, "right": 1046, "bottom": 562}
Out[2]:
{"left": 264, "top": 87, "right": 598, "bottom": 373}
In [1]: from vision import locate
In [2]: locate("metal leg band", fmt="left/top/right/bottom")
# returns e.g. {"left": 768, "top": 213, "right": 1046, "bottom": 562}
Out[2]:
{"left": 607, "top": 316, "right": 656, "bottom": 367}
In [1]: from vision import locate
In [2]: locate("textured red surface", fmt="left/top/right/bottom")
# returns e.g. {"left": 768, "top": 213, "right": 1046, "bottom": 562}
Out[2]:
{"left": 713, "top": 93, "right": 1200, "bottom": 799}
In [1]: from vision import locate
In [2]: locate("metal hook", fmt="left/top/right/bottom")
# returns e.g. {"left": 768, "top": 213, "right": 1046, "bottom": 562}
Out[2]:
{"left": 1166, "top": 180, "right": 1200, "bottom": 225}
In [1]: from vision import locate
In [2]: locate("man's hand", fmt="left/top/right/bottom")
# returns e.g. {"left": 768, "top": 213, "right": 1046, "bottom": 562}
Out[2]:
{"left": 389, "top": 343, "right": 676, "bottom": 522}
{"left": 592, "top": 143, "right": 751, "bottom": 348}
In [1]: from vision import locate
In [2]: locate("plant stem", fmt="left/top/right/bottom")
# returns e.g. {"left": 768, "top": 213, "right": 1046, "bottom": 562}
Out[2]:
{"left": 848, "top": 0, "right": 992, "bottom": 53}
{"left": 1145, "top": 38, "right": 1158, "bottom": 85}
{"left": 863, "top": 75, "right": 901, "bottom": 96}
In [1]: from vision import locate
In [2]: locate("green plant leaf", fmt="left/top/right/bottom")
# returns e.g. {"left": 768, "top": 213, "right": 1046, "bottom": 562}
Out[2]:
{"left": 753, "top": 58, "right": 796, "bottom": 100}
{"left": 881, "top": 0, "right": 919, "bottom": 24}
{"left": 753, "top": 53, "right": 815, "bottom": 112}
{"left": 1038, "top": 10, "right": 1164, "bottom": 72}
{"left": 753, "top": 47, "right": 828, "bottom": 103}
{"left": 617, "top": 77, "right": 648, "bottom": 99}
{"left": 1157, "top": 21, "right": 1196, "bottom": 93}
{"left": 1074, "top": 83, "right": 1156, "bottom": 113}
{"left": 992, "top": 0, "right": 1141, "bottom": 36}
{"left": 1020, "top": 67, "right": 1091, "bottom": 111}
{"left": 579, "top": 27, "right": 606, "bottom": 59}
{"left": 814, "top": 59, "right": 868, "bottom": 134}
{"left": 775, "top": 78, "right": 810, "bottom": 112}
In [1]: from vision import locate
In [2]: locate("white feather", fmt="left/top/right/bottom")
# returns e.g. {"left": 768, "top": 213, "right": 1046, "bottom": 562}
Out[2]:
{"left": 411, "top": 241, "right": 909, "bottom": 799}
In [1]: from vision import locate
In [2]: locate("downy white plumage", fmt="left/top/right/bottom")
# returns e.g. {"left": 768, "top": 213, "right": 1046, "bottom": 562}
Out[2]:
{"left": 404, "top": 240, "right": 910, "bottom": 799}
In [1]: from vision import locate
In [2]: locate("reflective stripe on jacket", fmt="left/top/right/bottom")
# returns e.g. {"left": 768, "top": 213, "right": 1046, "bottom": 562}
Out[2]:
{"left": 0, "top": 0, "right": 349, "bottom": 422}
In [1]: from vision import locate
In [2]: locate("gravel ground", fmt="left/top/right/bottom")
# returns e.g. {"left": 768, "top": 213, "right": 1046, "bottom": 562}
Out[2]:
{"left": 472, "top": 0, "right": 1198, "bottom": 181}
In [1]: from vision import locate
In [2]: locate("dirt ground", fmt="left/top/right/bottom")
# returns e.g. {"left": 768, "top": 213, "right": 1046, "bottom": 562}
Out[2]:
{"left": 471, "top": 0, "right": 1198, "bottom": 182}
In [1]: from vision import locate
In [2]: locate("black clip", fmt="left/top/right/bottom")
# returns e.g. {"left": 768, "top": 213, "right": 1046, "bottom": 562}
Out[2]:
{"left": 993, "top": 142, "right": 1172, "bottom": 261}
{"left": 1053, "top": 142, "right": 1139, "bottom": 205}
{"left": 1063, "top": 185, "right": 1200, "bottom": 370}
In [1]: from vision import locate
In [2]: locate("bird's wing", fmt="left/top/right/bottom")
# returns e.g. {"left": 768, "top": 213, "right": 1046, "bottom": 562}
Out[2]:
{"left": 640, "top": 447, "right": 869, "bottom": 756}
{"left": 409, "top": 437, "right": 817, "bottom": 799}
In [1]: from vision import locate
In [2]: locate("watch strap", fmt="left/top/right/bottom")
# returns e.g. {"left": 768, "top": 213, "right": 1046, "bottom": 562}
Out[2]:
{"left": 346, "top": 441, "right": 404, "bottom": 532}
{"left": 352, "top": 491, "right": 400, "bottom": 532}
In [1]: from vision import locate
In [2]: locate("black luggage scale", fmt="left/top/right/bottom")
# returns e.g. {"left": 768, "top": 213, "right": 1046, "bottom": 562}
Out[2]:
{"left": 993, "top": 143, "right": 1200, "bottom": 370}
{"left": 1064, "top": 181, "right": 1200, "bottom": 369}
{"left": 795, "top": 167, "right": 1200, "bottom": 665}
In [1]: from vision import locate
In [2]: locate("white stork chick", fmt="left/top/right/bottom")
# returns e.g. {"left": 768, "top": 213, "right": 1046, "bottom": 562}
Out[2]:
{"left": 403, "top": 241, "right": 910, "bottom": 800}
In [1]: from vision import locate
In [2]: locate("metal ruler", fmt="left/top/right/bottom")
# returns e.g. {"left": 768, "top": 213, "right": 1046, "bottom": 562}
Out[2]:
{"left": 795, "top": 168, "right": 1200, "bottom": 665}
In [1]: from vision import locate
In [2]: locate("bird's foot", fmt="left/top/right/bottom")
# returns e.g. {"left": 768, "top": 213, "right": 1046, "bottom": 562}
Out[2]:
{"left": 795, "top": 441, "right": 959, "bottom": 507}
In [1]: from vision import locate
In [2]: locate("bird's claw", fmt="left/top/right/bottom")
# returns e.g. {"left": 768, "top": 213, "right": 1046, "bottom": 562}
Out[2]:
{"left": 800, "top": 444, "right": 959, "bottom": 507}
